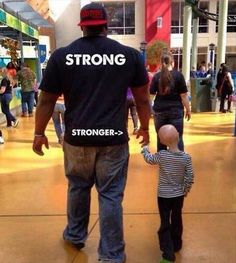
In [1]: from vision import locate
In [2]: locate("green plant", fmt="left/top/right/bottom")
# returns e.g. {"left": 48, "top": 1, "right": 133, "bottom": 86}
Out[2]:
{"left": 146, "top": 40, "right": 169, "bottom": 67}
{"left": 0, "top": 38, "right": 19, "bottom": 64}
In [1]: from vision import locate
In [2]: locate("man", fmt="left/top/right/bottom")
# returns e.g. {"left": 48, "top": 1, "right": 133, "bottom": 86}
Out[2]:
{"left": 17, "top": 63, "right": 36, "bottom": 117}
{"left": 32, "top": 3, "right": 150, "bottom": 263}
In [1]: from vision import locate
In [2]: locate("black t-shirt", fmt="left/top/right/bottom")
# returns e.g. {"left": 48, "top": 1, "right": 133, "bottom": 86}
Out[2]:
{"left": 150, "top": 70, "right": 187, "bottom": 112}
{"left": 40, "top": 36, "right": 149, "bottom": 146}
{"left": 0, "top": 78, "right": 12, "bottom": 94}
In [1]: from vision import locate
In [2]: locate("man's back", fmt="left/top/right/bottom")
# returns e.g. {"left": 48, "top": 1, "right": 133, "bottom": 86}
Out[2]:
{"left": 40, "top": 36, "right": 148, "bottom": 146}
{"left": 17, "top": 67, "right": 35, "bottom": 92}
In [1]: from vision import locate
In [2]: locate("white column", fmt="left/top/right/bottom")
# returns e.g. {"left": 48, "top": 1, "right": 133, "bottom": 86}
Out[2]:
{"left": 216, "top": 0, "right": 228, "bottom": 70}
{"left": 182, "top": 4, "right": 192, "bottom": 82}
{"left": 191, "top": 17, "right": 198, "bottom": 71}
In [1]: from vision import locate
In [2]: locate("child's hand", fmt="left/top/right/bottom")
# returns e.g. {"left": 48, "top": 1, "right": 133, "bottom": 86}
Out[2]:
{"left": 141, "top": 145, "right": 149, "bottom": 154}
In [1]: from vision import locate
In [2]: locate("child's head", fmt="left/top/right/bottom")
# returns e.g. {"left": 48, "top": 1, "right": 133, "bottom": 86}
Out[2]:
{"left": 158, "top": 125, "right": 179, "bottom": 147}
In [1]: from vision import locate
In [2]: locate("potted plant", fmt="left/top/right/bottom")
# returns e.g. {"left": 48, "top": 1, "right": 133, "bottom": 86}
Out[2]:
{"left": 146, "top": 40, "right": 169, "bottom": 72}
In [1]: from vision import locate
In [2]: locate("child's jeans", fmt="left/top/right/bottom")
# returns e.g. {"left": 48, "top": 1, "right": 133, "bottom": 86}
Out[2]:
{"left": 158, "top": 196, "right": 184, "bottom": 262}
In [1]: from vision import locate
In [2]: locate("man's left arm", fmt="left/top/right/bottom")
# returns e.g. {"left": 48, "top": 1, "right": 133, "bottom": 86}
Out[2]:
{"left": 32, "top": 90, "right": 59, "bottom": 156}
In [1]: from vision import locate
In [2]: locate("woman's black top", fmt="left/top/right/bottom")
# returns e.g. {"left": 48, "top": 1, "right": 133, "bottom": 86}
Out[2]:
{"left": 0, "top": 77, "right": 12, "bottom": 94}
{"left": 150, "top": 70, "right": 188, "bottom": 112}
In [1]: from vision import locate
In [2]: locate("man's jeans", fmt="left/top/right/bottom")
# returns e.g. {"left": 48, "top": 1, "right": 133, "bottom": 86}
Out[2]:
{"left": 52, "top": 103, "right": 65, "bottom": 141}
{"left": 0, "top": 93, "right": 16, "bottom": 126}
{"left": 153, "top": 109, "right": 184, "bottom": 151}
{"left": 21, "top": 91, "right": 35, "bottom": 114}
{"left": 63, "top": 142, "right": 129, "bottom": 263}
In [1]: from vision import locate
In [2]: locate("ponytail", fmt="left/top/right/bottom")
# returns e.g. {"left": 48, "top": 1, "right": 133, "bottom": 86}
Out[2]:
{"left": 158, "top": 53, "right": 173, "bottom": 95}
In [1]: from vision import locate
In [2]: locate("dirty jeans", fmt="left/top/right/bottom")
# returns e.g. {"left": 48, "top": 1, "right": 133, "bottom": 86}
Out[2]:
{"left": 63, "top": 142, "right": 129, "bottom": 263}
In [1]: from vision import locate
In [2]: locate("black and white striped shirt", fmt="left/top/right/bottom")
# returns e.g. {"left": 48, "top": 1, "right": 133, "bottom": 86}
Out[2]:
{"left": 141, "top": 147, "right": 194, "bottom": 198}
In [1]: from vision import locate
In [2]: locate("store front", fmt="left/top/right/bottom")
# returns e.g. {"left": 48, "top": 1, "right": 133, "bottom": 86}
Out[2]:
{"left": 0, "top": 0, "right": 52, "bottom": 123}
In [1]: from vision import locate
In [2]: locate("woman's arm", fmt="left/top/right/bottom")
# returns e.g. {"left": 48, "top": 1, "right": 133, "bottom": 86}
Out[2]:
{"left": 0, "top": 86, "right": 6, "bottom": 94}
{"left": 180, "top": 93, "right": 191, "bottom": 121}
{"left": 0, "top": 78, "right": 8, "bottom": 94}
{"left": 150, "top": 74, "right": 158, "bottom": 95}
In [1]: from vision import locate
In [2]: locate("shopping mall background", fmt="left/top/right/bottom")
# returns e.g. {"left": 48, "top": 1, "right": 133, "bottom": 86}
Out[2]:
{"left": 45, "top": 0, "right": 236, "bottom": 73}
{"left": 1, "top": 0, "right": 235, "bottom": 73}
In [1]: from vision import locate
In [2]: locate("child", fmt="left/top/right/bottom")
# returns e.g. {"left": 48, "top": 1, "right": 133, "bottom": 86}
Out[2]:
{"left": 141, "top": 124, "right": 194, "bottom": 263}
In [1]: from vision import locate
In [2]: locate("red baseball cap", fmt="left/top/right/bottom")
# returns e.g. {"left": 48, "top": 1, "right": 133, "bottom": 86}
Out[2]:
{"left": 78, "top": 3, "right": 107, "bottom": 26}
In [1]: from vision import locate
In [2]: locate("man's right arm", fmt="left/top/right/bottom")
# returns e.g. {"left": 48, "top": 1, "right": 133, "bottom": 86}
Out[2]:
{"left": 131, "top": 84, "right": 151, "bottom": 146}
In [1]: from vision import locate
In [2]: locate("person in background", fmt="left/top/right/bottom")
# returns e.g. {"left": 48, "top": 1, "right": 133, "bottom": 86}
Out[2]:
{"left": 0, "top": 130, "right": 4, "bottom": 144}
{"left": 215, "top": 63, "right": 225, "bottom": 93}
{"left": 216, "top": 65, "right": 234, "bottom": 113}
{"left": 0, "top": 66, "right": 19, "bottom": 127}
{"left": 190, "top": 66, "right": 197, "bottom": 78}
{"left": 206, "top": 62, "right": 214, "bottom": 79}
{"left": 141, "top": 124, "right": 194, "bottom": 263}
{"left": 17, "top": 63, "right": 36, "bottom": 117}
{"left": 6, "top": 61, "right": 17, "bottom": 79}
{"left": 206, "top": 62, "right": 215, "bottom": 91}
{"left": 32, "top": 3, "right": 150, "bottom": 263}
{"left": 34, "top": 81, "right": 39, "bottom": 107}
{"left": 126, "top": 88, "right": 139, "bottom": 135}
{"left": 150, "top": 52, "right": 191, "bottom": 151}
{"left": 52, "top": 95, "right": 65, "bottom": 144}
{"left": 196, "top": 65, "right": 207, "bottom": 78}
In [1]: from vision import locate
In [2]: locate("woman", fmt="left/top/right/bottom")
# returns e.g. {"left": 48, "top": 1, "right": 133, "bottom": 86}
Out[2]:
{"left": 217, "top": 65, "right": 234, "bottom": 113}
{"left": 150, "top": 52, "right": 191, "bottom": 151}
{"left": 0, "top": 67, "right": 19, "bottom": 127}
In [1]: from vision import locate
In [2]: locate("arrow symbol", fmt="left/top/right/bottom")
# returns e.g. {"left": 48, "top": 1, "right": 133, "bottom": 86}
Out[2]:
{"left": 117, "top": 130, "right": 123, "bottom": 136}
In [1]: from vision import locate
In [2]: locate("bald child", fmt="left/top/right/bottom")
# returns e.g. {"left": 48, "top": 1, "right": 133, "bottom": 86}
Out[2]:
{"left": 141, "top": 124, "right": 194, "bottom": 263}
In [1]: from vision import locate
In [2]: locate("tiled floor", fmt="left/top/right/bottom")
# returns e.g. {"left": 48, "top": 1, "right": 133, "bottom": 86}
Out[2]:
{"left": 0, "top": 111, "right": 235, "bottom": 263}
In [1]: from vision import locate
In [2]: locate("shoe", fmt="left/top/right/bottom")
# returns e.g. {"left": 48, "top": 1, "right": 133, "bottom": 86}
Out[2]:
{"left": 227, "top": 109, "right": 233, "bottom": 113}
{"left": 174, "top": 247, "right": 182, "bottom": 253}
{"left": 63, "top": 237, "right": 85, "bottom": 250}
{"left": 220, "top": 109, "right": 227, "bottom": 113}
{"left": 12, "top": 119, "right": 19, "bottom": 127}
{"left": 21, "top": 112, "right": 28, "bottom": 117}
{"left": 0, "top": 136, "right": 4, "bottom": 144}
{"left": 72, "top": 242, "right": 85, "bottom": 250}
{"left": 28, "top": 113, "right": 34, "bottom": 117}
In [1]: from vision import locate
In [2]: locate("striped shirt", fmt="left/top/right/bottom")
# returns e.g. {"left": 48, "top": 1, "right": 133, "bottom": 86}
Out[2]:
{"left": 141, "top": 147, "right": 194, "bottom": 198}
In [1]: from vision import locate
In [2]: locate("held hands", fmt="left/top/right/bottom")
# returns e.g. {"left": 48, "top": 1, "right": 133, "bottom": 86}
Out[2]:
{"left": 136, "top": 128, "right": 150, "bottom": 147}
{"left": 32, "top": 135, "right": 49, "bottom": 156}
{"left": 141, "top": 144, "right": 149, "bottom": 154}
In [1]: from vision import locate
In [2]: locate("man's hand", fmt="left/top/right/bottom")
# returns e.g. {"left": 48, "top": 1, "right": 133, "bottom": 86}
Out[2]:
{"left": 136, "top": 128, "right": 150, "bottom": 147}
{"left": 32, "top": 136, "right": 49, "bottom": 156}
